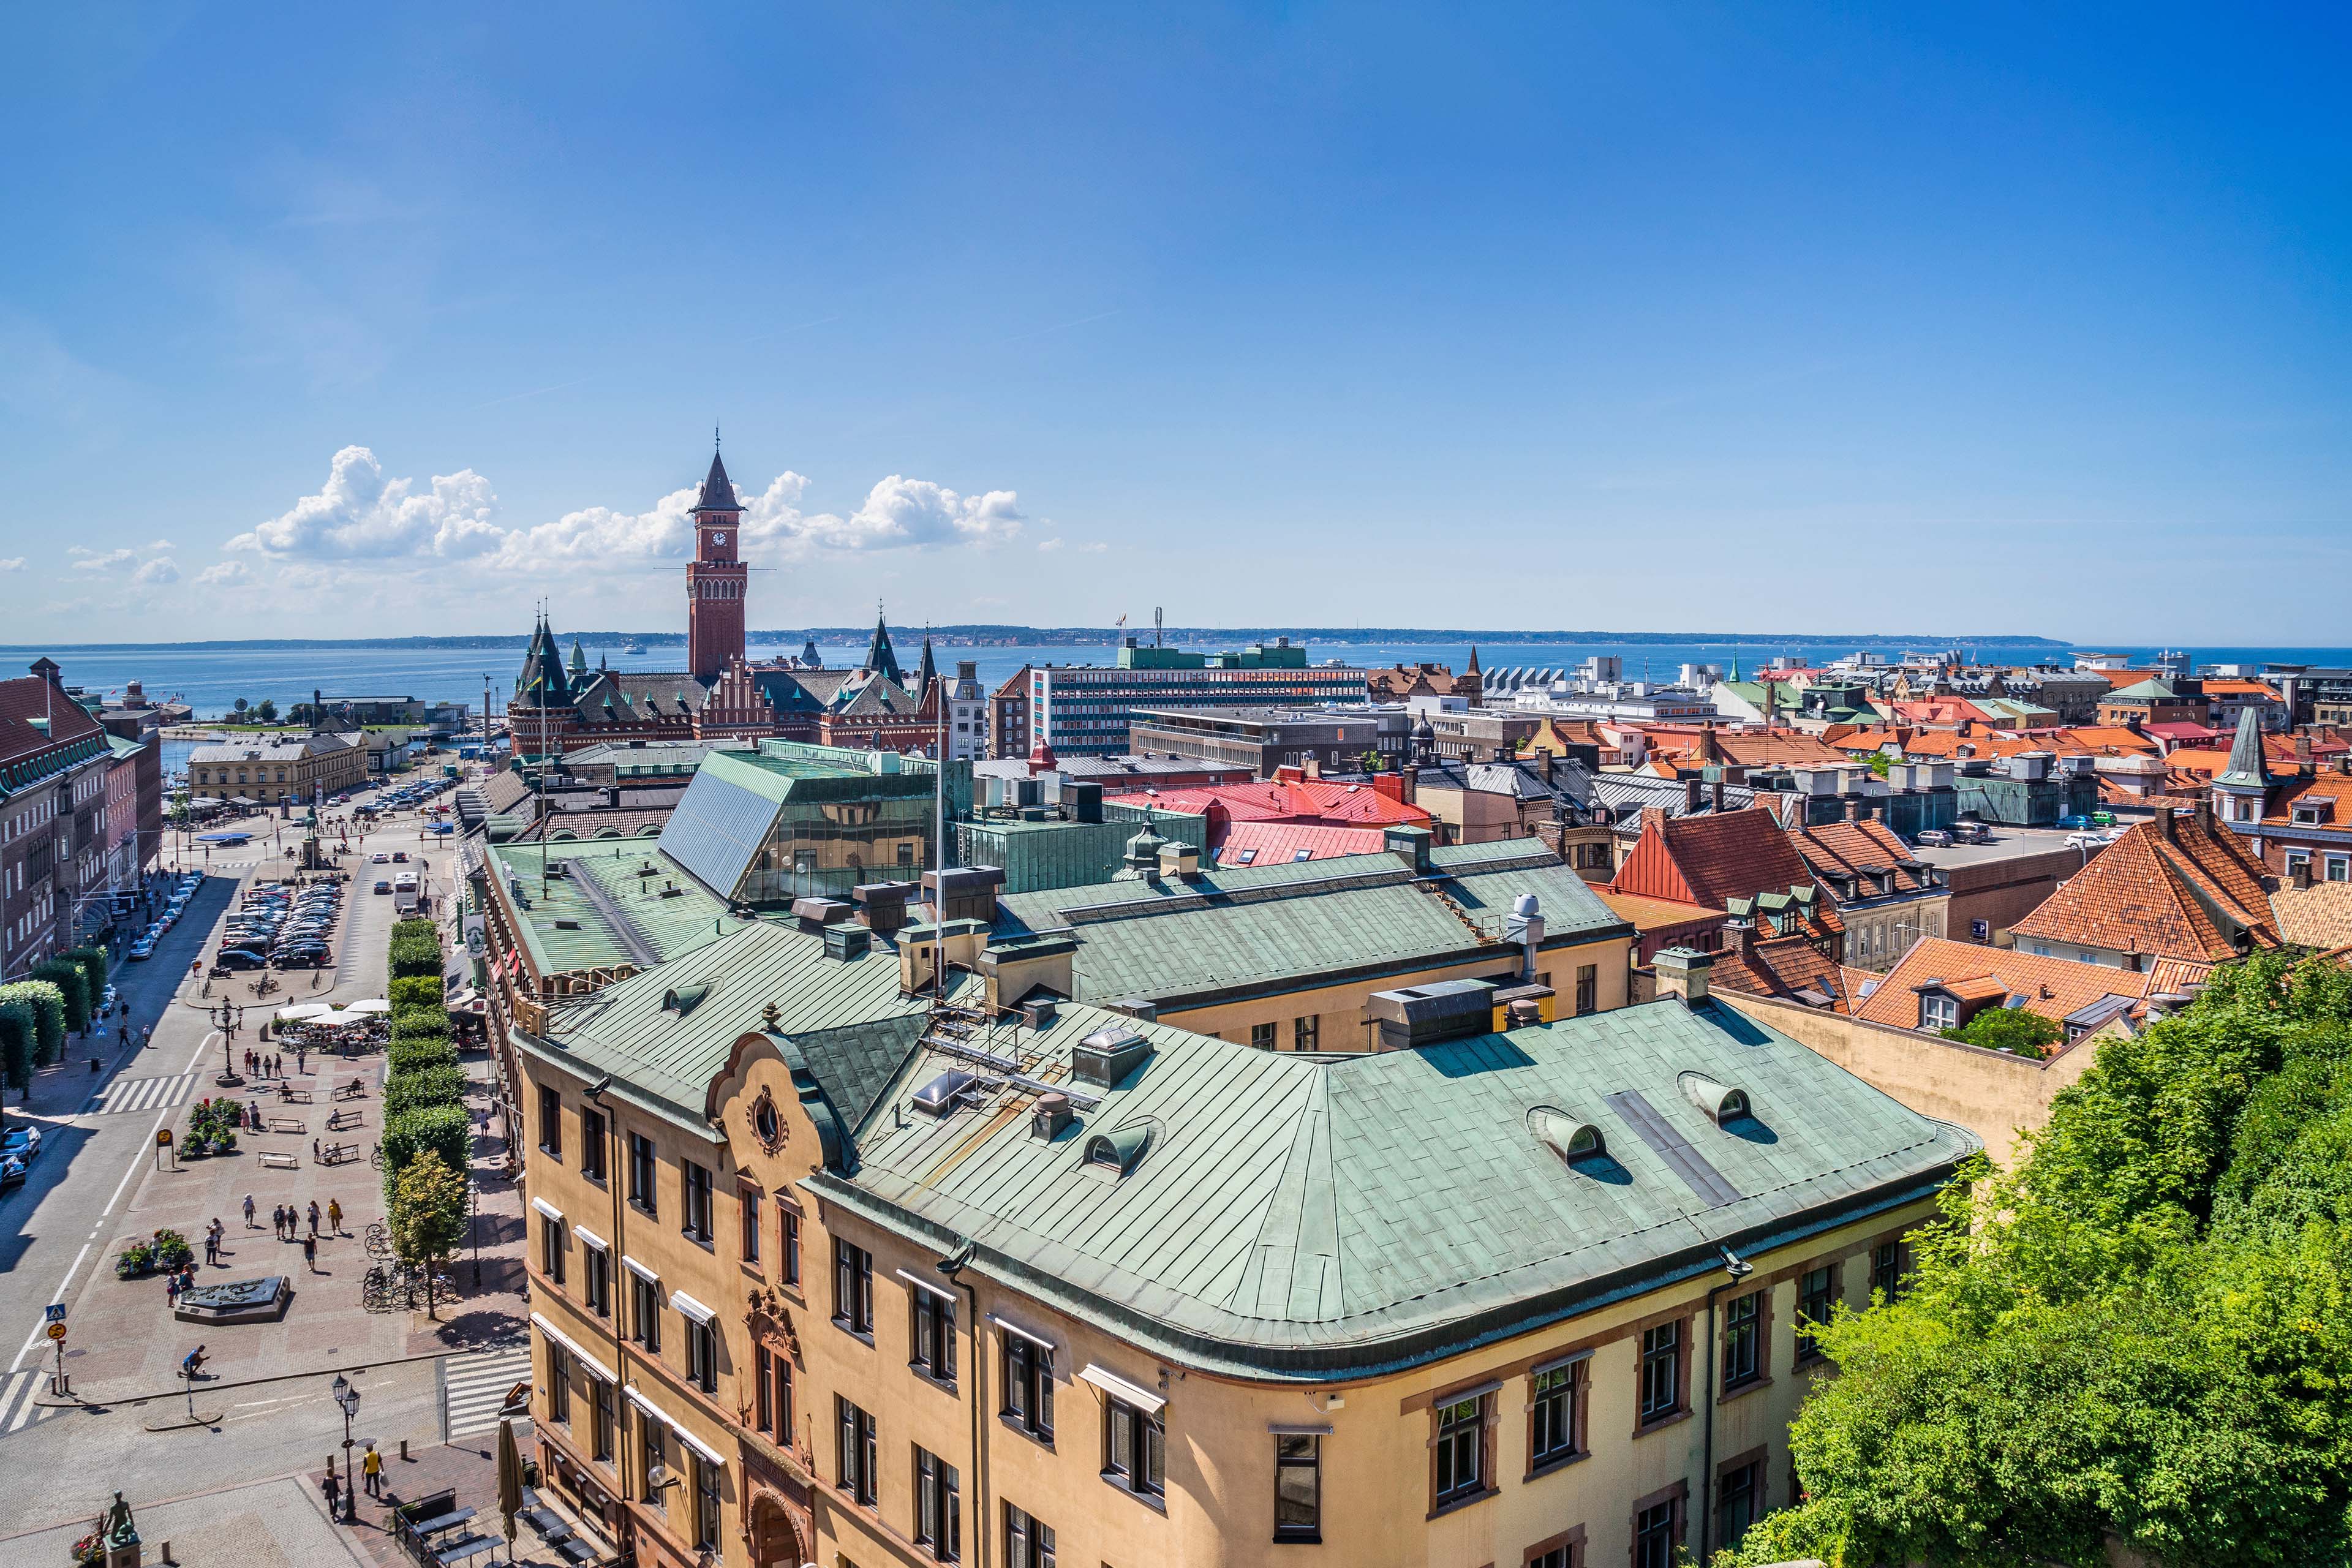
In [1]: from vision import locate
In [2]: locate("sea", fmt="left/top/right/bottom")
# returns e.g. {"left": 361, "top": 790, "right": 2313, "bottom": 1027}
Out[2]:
{"left": 12, "top": 636, "right": 2345, "bottom": 785}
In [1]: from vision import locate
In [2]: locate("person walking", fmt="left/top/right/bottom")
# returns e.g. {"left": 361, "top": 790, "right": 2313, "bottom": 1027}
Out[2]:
{"left": 326, "top": 1197, "right": 343, "bottom": 1235}
{"left": 243, "top": 1194, "right": 257, "bottom": 1229}
{"left": 361, "top": 1442, "right": 383, "bottom": 1499}
{"left": 307, "top": 1200, "right": 321, "bottom": 1237}
{"left": 273, "top": 1203, "right": 287, "bottom": 1240}
{"left": 202, "top": 1227, "right": 217, "bottom": 1266}
{"left": 301, "top": 1232, "right": 317, "bottom": 1272}
{"left": 166, "top": 1271, "right": 181, "bottom": 1307}
{"left": 321, "top": 1465, "right": 341, "bottom": 1517}
{"left": 312, "top": 1137, "right": 320, "bottom": 1164}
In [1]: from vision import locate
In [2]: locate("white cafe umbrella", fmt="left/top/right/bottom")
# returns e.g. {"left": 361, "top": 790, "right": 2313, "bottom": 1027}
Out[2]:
{"left": 345, "top": 999, "right": 392, "bottom": 1014}
{"left": 276, "top": 1003, "right": 334, "bottom": 1021}
{"left": 311, "top": 1009, "right": 365, "bottom": 1027}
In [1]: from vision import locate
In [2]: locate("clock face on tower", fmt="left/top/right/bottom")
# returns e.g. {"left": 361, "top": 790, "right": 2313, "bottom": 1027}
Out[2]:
{"left": 712, "top": 532, "right": 726, "bottom": 546}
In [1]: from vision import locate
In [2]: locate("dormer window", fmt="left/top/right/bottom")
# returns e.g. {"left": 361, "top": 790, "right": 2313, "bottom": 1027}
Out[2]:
{"left": 1082, "top": 1123, "right": 1152, "bottom": 1178}
{"left": 1921, "top": 992, "right": 1959, "bottom": 1031}
{"left": 2293, "top": 801, "right": 2328, "bottom": 825}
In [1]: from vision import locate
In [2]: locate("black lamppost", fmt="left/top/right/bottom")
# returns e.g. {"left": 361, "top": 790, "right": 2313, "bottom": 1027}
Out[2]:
{"left": 209, "top": 998, "right": 245, "bottom": 1087}
{"left": 331, "top": 1371, "right": 361, "bottom": 1522}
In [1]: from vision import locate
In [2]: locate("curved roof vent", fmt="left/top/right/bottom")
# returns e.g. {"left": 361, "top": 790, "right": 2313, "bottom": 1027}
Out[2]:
{"left": 1678, "top": 1071, "right": 1752, "bottom": 1126}
{"left": 1082, "top": 1121, "right": 1153, "bottom": 1178}
{"left": 1526, "top": 1105, "right": 1606, "bottom": 1163}
{"left": 662, "top": 982, "right": 712, "bottom": 1017}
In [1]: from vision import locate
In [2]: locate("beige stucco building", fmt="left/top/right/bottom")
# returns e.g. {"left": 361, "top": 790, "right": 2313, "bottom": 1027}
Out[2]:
{"left": 187, "top": 730, "right": 364, "bottom": 805}
{"left": 514, "top": 920, "right": 1973, "bottom": 1568}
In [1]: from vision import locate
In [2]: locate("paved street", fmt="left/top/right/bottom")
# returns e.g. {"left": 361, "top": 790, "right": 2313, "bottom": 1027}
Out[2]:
{"left": 0, "top": 775, "right": 530, "bottom": 1547}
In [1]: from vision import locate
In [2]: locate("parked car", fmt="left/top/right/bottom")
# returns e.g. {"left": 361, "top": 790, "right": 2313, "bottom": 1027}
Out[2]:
{"left": 374, "top": 880, "right": 393, "bottom": 894}
{"left": 0, "top": 1155, "right": 23, "bottom": 1191}
{"left": 129, "top": 937, "right": 157, "bottom": 960}
{"left": 215, "top": 949, "right": 270, "bottom": 971}
{"left": 1, "top": 1126, "right": 41, "bottom": 1164}
{"left": 2065, "top": 832, "right": 2106, "bottom": 850}
{"left": 2056, "top": 813, "right": 2095, "bottom": 831}
{"left": 1914, "top": 829, "right": 1953, "bottom": 848}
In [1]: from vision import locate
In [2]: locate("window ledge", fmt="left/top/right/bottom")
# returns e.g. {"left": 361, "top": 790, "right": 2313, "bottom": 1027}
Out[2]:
{"left": 908, "top": 1366, "right": 959, "bottom": 1397}
{"left": 832, "top": 1322, "right": 876, "bottom": 1348}
{"left": 1631, "top": 1408, "right": 1692, "bottom": 1439}
{"left": 1425, "top": 1485, "right": 1499, "bottom": 1523}
{"left": 1272, "top": 1532, "right": 1323, "bottom": 1546}
{"left": 1719, "top": 1374, "right": 1773, "bottom": 1405}
{"left": 680, "top": 1231, "right": 715, "bottom": 1254}
{"left": 1100, "top": 1476, "right": 1167, "bottom": 1515}
{"left": 1524, "top": 1449, "right": 1589, "bottom": 1483}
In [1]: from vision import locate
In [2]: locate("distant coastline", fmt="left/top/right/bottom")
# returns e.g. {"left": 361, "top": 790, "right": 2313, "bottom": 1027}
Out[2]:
{"left": 4, "top": 627, "right": 2076, "bottom": 653}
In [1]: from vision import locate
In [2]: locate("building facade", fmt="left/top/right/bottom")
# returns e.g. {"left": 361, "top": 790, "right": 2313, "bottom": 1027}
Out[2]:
{"left": 514, "top": 925, "right": 1975, "bottom": 1568}
{"left": 186, "top": 731, "right": 366, "bottom": 807}
{"left": 1, "top": 660, "right": 113, "bottom": 977}
{"left": 1021, "top": 640, "right": 1369, "bottom": 759}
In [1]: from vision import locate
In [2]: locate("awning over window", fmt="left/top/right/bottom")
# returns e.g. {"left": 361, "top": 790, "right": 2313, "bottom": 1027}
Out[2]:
{"left": 622, "top": 1254, "right": 659, "bottom": 1285}
{"left": 1078, "top": 1363, "right": 1164, "bottom": 1414}
{"left": 669, "top": 1290, "right": 716, "bottom": 1326}
{"left": 530, "top": 1197, "right": 563, "bottom": 1224}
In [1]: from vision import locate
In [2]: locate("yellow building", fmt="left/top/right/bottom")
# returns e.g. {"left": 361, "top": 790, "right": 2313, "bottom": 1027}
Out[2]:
{"left": 187, "top": 731, "right": 364, "bottom": 806}
{"left": 515, "top": 924, "right": 1973, "bottom": 1568}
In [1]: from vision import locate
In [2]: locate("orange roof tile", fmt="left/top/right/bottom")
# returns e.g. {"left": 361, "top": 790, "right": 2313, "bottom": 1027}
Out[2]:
{"left": 1597, "top": 891, "right": 1728, "bottom": 933}
{"left": 2272, "top": 880, "right": 2352, "bottom": 951}
{"left": 1610, "top": 805, "right": 1844, "bottom": 941}
{"left": 1850, "top": 936, "right": 2155, "bottom": 1033}
{"left": 1712, "top": 933, "right": 1853, "bottom": 1011}
{"left": 2010, "top": 812, "right": 2277, "bottom": 963}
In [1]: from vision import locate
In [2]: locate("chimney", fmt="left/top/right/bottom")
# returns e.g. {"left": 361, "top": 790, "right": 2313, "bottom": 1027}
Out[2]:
{"left": 1385, "top": 824, "right": 1433, "bottom": 875}
{"left": 1709, "top": 778, "right": 1725, "bottom": 811}
{"left": 1845, "top": 797, "right": 1864, "bottom": 823}
{"left": 1274, "top": 764, "right": 1305, "bottom": 785}
{"left": 1640, "top": 805, "right": 1669, "bottom": 840}
{"left": 1069, "top": 782, "right": 1103, "bottom": 823}
{"left": 1684, "top": 776, "right": 1704, "bottom": 813}
{"left": 2193, "top": 799, "right": 2214, "bottom": 835}
{"left": 2294, "top": 734, "right": 2313, "bottom": 761}
{"left": 1654, "top": 946, "right": 1714, "bottom": 1007}
{"left": 2291, "top": 861, "right": 2313, "bottom": 891}
{"left": 1157, "top": 840, "right": 1200, "bottom": 880}
{"left": 2155, "top": 807, "right": 2177, "bottom": 842}
{"left": 851, "top": 881, "right": 916, "bottom": 937}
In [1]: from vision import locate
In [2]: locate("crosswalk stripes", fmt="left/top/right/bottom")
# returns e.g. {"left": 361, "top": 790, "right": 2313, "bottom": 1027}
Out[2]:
{"left": 92, "top": 1075, "right": 193, "bottom": 1116}
{"left": 442, "top": 1343, "right": 532, "bottom": 1441}
{"left": 0, "top": 1369, "right": 66, "bottom": 1435}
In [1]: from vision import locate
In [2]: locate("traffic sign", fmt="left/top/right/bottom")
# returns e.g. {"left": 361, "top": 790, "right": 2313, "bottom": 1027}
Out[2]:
{"left": 45, "top": 1323, "right": 66, "bottom": 1343}
{"left": 157, "top": 1129, "right": 173, "bottom": 1146}
{"left": 43, "top": 1303, "right": 64, "bottom": 1324}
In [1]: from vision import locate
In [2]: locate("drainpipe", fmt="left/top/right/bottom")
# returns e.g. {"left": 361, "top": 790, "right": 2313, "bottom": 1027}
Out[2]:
{"left": 1698, "top": 1245, "right": 1755, "bottom": 1562}
{"left": 938, "top": 1242, "right": 990, "bottom": 1568}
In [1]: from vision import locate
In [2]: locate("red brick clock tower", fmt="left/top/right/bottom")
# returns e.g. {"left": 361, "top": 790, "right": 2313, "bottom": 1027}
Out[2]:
{"left": 687, "top": 446, "right": 748, "bottom": 682}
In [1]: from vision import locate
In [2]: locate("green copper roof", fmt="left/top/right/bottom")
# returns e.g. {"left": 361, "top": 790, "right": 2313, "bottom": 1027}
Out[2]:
{"left": 485, "top": 841, "right": 734, "bottom": 976}
{"left": 821, "top": 993, "right": 1977, "bottom": 1379}
{"left": 2214, "top": 705, "right": 2271, "bottom": 791}
{"left": 991, "top": 841, "right": 1632, "bottom": 1008}
{"left": 2108, "top": 677, "right": 2176, "bottom": 701}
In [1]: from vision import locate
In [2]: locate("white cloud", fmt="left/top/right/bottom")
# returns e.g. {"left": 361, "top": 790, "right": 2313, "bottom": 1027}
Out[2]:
{"left": 230, "top": 445, "right": 502, "bottom": 560}
{"left": 1077, "top": 541, "right": 1109, "bottom": 554}
{"left": 70, "top": 548, "right": 135, "bottom": 571}
{"left": 1036, "top": 538, "right": 1065, "bottom": 552}
{"left": 0, "top": 557, "right": 23, "bottom": 572}
{"left": 146, "top": 538, "right": 176, "bottom": 551}
{"left": 231, "top": 447, "right": 1027, "bottom": 576}
{"left": 134, "top": 557, "right": 180, "bottom": 585}
{"left": 195, "top": 561, "right": 251, "bottom": 587}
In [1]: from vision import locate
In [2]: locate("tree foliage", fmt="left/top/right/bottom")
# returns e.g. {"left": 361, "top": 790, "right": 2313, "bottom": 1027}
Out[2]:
{"left": 28, "top": 960, "right": 89, "bottom": 1032}
{"left": 385, "top": 1064, "right": 467, "bottom": 1121}
{"left": 0, "top": 997, "right": 34, "bottom": 1091}
{"left": 388, "top": 975, "right": 445, "bottom": 1014}
{"left": 59, "top": 946, "right": 107, "bottom": 1001}
{"left": 0, "top": 981, "right": 67, "bottom": 1061}
{"left": 1727, "top": 952, "right": 2352, "bottom": 1568}
{"left": 1941, "top": 1006, "right": 2065, "bottom": 1057}
{"left": 382, "top": 1101, "right": 468, "bottom": 1182}
{"left": 387, "top": 1036, "right": 459, "bottom": 1078}
{"left": 388, "top": 1149, "right": 470, "bottom": 1318}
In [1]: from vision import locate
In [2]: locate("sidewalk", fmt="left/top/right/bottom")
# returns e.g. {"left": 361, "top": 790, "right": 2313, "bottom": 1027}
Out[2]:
{"left": 322, "top": 1419, "right": 599, "bottom": 1568}
{"left": 0, "top": 1471, "right": 371, "bottom": 1568}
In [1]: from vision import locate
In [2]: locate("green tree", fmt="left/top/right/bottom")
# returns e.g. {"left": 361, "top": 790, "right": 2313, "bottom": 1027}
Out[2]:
{"left": 0, "top": 997, "right": 35, "bottom": 1092}
{"left": 388, "top": 1149, "right": 470, "bottom": 1319}
{"left": 1941, "top": 1006, "right": 2065, "bottom": 1057}
{"left": 28, "top": 960, "right": 89, "bottom": 1033}
{"left": 382, "top": 1099, "right": 467, "bottom": 1177}
{"left": 0, "top": 981, "right": 66, "bottom": 1065}
{"left": 385, "top": 1065, "right": 467, "bottom": 1120}
{"left": 1727, "top": 952, "right": 2352, "bottom": 1568}
{"left": 59, "top": 947, "right": 107, "bottom": 1006}
{"left": 255, "top": 698, "right": 278, "bottom": 723}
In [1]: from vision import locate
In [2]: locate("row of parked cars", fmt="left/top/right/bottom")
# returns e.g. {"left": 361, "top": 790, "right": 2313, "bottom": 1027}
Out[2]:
{"left": 127, "top": 869, "right": 210, "bottom": 961}
{"left": 359, "top": 775, "right": 456, "bottom": 817}
{"left": 214, "top": 880, "right": 344, "bottom": 971}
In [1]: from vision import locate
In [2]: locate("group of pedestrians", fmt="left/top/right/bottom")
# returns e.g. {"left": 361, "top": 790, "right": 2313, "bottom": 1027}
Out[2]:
{"left": 242, "top": 1049, "right": 285, "bottom": 1078}
{"left": 239, "top": 1193, "right": 344, "bottom": 1273}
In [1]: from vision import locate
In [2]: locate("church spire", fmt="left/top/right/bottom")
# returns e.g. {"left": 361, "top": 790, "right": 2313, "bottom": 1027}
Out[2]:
{"left": 2214, "top": 704, "right": 2272, "bottom": 792}
{"left": 568, "top": 636, "right": 587, "bottom": 677}
{"left": 864, "top": 603, "right": 903, "bottom": 683}
{"left": 911, "top": 632, "right": 937, "bottom": 694}
{"left": 695, "top": 441, "right": 741, "bottom": 514}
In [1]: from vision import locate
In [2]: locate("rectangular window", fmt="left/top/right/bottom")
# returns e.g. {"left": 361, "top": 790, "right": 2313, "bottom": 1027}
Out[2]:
{"left": 547, "top": 1343, "right": 571, "bottom": 1427}
{"left": 694, "top": 1452, "right": 722, "bottom": 1549}
{"left": 782, "top": 1208, "right": 802, "bottom": 1285}
{"left": 835, "top": 1398, "right": 877, "bottom": 1506}
{"left": 1921, "top": 993, "right": 1958, "bottom": 1031}
{"left": 590, "top": 1378, "right": 614, "bottom": 1463}
{"left": 1529, "top": 1360, "right": 1582, "bottom": 1467}
{"left": 1273, "top": 1433, "right": 1319, "bottom": 1540}
{"left": 1004, "top": 1503, "right": 1056, "bottom": 1568}
{"left": 1250, "top": 1021, "right": 1276, "bottom": 1050}
{"left": 1433, "top": 1394, "right": 1484, "bottom": 1505}
{"left": 1719, "top": 1460, "right": 1763, "bottom": 1549}
{"left": 1639, "top": 1321, "right": 1683, "bottom": 1425}
{"left": 1872, "top": 1240, "right": 1908, "bottom": 1303}
{"left": 915, "top": 1447, "right": 962, "bottom": 1561}
{"left": 579, "top": 1107, "right": 606, "bottom": 1181}
{"left": 540, "top": 1216, "right": 565, "bottom": 1285}
{"left": 1103, "top": 1397, "right": 1165, "bottom": 1500}
{"left": 739, "top": 1185, "right": 761, "bottom": 1264}
{"left": 1575, "top": 963, "right": 1597, "bottom": 1016}
{"left": 834, "top": 1239, "right": 873, "bottom": 1335}
{"left": 687, "top": 1316, "right": 718, "bottom": 1393}
{"left": 755, "top": 1343, "right": 774, "bottom": 1434}
{"left": 584, "top": 1244, "right": 610, "bottom": 1317}
{"left": 1003, "top": 1336, "right": 1054, "bottom": 1442}
{"left": 1633, "top": 1495, "right": 1680, "bottom": 1568}
{"left": 2329, "top": 854, "right": 2351, "bottom": 883}
{"left": 631, "top": 1272, "right": 662, "bottom": 1353}
{"left": 639, "top": 1415, "right": 667, "bottom": 1511}
{"left": 538, "top": 1085, "right": 562, "bottom": 1158}
{"left": 1721, "top": 1291, "right": 1763, "bottom": 1389}
{"left": 1292, "top": 1015, "right": 1318, "bottom": 1051}
{"left": 682, "top": 1160, "right": 713, "bottom": 1243}
{"left": 1796, "top": 1264, "right": 1838, "bottom": 1363}
{"left": 911, "top": 1286, "right": 957, "bottom": 1387}
{"left": 629, "top": 1133, "right": 657, "bottom": 1216}
{"left": 2286, "top": 850, "right": 2312, "bottom": 878}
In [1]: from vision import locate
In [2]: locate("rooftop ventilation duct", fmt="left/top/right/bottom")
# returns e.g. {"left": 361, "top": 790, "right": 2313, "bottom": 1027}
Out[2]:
{"left": 791, "top": 897, "right": 855, "bottom": 933}
{"left": 1073, "top": 1027, "right": 1152, "bottom": 1088}
{"left": 1030, "top": 1092, "right": 1073, "bottom": 1141}
{"left": 823, "top": 923, "right": 872, "bottom": 962}
{"left": 1526, "top": 1106, "right": 1606, "bottom": 1163}
{"left": 1366, "top": 978, "right": 1498, "bottom": 1050}
{"left": 660, "top": 982, "right": 711, "bottom": 1017}
{"left": 1082, "top": 1122, "right": 1152, "bottom": 1176}
{"left": 911, "top": 1070, "right": 978, "bottom": 1118}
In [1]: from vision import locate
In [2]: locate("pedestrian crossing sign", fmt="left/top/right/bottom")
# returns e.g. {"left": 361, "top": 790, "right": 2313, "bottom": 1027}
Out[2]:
{"left": 43, "top": 1304, "right": 64, "bottom": 1324}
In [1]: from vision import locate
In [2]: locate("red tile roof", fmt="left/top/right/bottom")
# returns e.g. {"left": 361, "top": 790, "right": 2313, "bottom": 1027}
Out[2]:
{"left": 1850, "top": 937, "right": 2154, "bottom": 1036}
{"left": 2257, "top": 771, "right": 2352, "bottom": 829}
{"left": 1213, "top": 821, "right": 1391, "bottom": 868}
{"left": 1106, "top": 777, "right": 1432, "bottom": 829}
{"left": 1610, "top": 804, "right": 1843, "bottom": 941}
{"left": 1791, "top": 819, "right": 1938, "bottom": 900}
{"left": 1711, "top": 933, "right": 1854, "bottom": 1011}
{"left": 2010, "top": 810, "right": 2278, "bottom": 964}
{"left": 0, "top": 673, "right": 107, "bottom": 771}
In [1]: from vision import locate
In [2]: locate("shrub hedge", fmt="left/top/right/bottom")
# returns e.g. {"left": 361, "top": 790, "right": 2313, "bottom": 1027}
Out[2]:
{"left": 0, "top": 981, "right": 64, "bottom": 1065}
{"left": 59, "top": 947, "right": 108, "bottom": 1005}
{"left": 382, "top": 1102, "right": 469, "bottom": 1182}
{"left": 387, "top": 1036, "right": 460, "bottom": 1077}
{"left": 388, "top": 934, "right": 443, "bottom": 981}
{"left": 0, "top": 997, "right": 34, "bottom": 1091}
{"left": 388, "top": 976, "right": 445, "bottom": 1014}
{"left": 28, "top": 960, "right": 89, "bottom": 1033}
{"left": 385, "top": 1064, "right": 467, "bottom": 1121}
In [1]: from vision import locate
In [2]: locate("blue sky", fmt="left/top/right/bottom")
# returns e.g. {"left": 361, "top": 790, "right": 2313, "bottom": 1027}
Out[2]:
{"left": 2, "top": 3, "right": 2346, "bottom": 643}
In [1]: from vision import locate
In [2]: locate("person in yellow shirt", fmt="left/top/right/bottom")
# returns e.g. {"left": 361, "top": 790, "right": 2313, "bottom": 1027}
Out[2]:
{"left": 361, "top": 1442, "right": 383, "bottom": 1499}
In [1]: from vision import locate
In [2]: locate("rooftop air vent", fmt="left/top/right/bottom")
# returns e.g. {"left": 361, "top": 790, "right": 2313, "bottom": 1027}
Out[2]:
{"left": 823, "top": 923, "right": 872, "bottom": 962}
{"left": 911, "top": 1070, "right": 978, "bottom": 1118}
{"left": 1030, "top": 1093, "right": 1073, "bottom": 1141}
{"left": 1526, "top": 1106, "right": 1606, "bottom": 1164}
{"left": 662, "top": 982, "right": 711, "bottom": 1017}
{"left": 1366, "top": 978, "right": 1498, "bottom": 1050}
{"left": 1072, "top": 1027, "right": 1152, "bottom": 1088}
{"left": 1678, "top": 1071, "right": 1752, "bottom": 1126}
{"left": 1082, "top": 1121, "right": 1152, "bottom": 1177}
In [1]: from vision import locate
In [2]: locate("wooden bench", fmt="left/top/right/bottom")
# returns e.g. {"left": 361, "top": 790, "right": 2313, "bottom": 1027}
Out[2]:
{"left": 435, "top": 1531, "right": 500, "bottom": 1566}
{"left": 326, "top": 1107, "right": 363, "bottom": 1131}
{"left": 265, "top": 1116, "right": 305, "bottom": 1135}
{"left": 334, "top": 1080, "right": 367, "bottom": 1100}
{"left": 258, "top": 1152, "right": 298, "bottom": 1170}
{"left": 317, "top": 1142, "right": 359, "bottom": 1166}
{"left": 277, "top": 1086, "right": 312, "bottom": 1104}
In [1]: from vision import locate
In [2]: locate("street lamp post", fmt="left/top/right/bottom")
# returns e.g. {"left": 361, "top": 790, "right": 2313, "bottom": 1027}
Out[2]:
{"left": 331, "top": 1371, "right": 361, "bottom": 1523}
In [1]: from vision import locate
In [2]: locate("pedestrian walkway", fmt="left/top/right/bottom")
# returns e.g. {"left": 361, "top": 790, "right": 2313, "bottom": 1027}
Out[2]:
{"left": 89, "top": 1073, "right": 194, "bottom": 1115}
{"left": 0, "top": 1370, "right": 69, "bottom": 1435}
{"left": 441, "top": 1344, "right": 530, "bottom": 1442}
